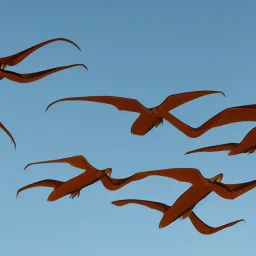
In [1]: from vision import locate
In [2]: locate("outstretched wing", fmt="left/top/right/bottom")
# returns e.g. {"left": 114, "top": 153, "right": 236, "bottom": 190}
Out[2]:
{"left": 0, "top": 38, "right": 81, "bottom": 67}
{"left": 161, "top": 104, "right": 256, "bottom": 138}
{"left": 0, "top": 122, "right": 16, "bottom": 149}
{"left": 45, "top": 95, "right": 148, "bottom": 114}
{"left": 189, "top": 211, "right": 244, "bottom": 235}
{"left": 222, "top": 180, "right": 256, "bottom": 193}
{"left": 158, "top": 90, "right": 225, "bottom": 112}
{"left": 0, "top": 64, "right": 87, "bottom": 83}
{"left": 112, "top": 199, "right": 170, "bottom": 214}
{"left": 133, "top": 168, "right": 206, "bottom": 185}
{"left": 185, "top": 143, "right": 237, "bottom": 155}
{"left": 24, "top": 155, "right": 96, "bottom": 172}
{"left": 228, "top": 127, "right": 256, "bottom": 155}
{"left": 199, "top": 104, "right": 256, "bottom": 131}
{"left": 210, "top": 180, "right": 256, "bottom": 200}
{"left": 16, "top": 179, "right": 64, "bottom": 197}
{"left": 101, "top": 168, "right": 206, "bottom": 191}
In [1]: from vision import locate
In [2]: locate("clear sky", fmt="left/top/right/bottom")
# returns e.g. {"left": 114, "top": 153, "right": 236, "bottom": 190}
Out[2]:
{"left": 0, "top": 0, "right": 255, "bottom": 255}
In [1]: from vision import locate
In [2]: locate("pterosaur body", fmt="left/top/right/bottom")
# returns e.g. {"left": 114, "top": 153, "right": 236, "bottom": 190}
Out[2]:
{"left": 185, "top": 127, "right": 256, "bottom": 156}
{"left": 0, "top": 38, "right": 87, "bottom": 83}
{"left": 112, "top": 168, "right": 256, "bottom": 230}
{"left": 45, "top": 90, "right": 225, "bottom": 136}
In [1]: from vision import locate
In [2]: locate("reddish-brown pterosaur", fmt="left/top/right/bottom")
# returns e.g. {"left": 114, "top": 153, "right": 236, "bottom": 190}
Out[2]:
{"left": 185, "top": 127, "right": 256, "bottom": 156}
{"left": 45, "top": 90, "right": 225, "bottom": 135}
{"left": 112, "top": 168, "right": 255, "bottom": 230}
{"left": 17, "top": 155, "right": 199, "bottom": 201}
{"left": 0, "top": 38, "right": 87, "bottom": 83}
{"left": 17, "top": 155, "right": 112, "bottom": 201}
{"left": 112, "top": 199, "right": 244, "bottom": 235}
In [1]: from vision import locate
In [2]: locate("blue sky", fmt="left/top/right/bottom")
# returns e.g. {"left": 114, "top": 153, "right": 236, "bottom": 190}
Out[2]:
{"left": 0, "top": 0, "right": 255, "bottom": 255}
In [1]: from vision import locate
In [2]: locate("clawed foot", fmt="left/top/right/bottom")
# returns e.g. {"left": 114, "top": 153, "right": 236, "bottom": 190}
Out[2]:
{"left": 70, "top": 190, "right": 80, "bottom": 199}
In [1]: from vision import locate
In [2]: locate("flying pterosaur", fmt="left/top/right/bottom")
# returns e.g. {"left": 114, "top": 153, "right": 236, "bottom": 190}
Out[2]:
{"left": 112, "top": 199, "right": 244, "bottom": 235}
{"left": 112, "top": 167, "right": 256, "bottom": 231}
{"left": 17, "top": 155, "right": 199, "bottom": 201}
{"left": 0, "top": 38, "right": 88, "bottom": 83}
{"left": 185, "top": 127, "right": 256, "bottom": 156}
{"left": 45, "top": 90, "right": 225, "bottom": 136}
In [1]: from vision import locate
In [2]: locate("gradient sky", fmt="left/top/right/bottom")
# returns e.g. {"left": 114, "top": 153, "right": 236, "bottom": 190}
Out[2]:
{"left": 0, "top": 1, "right": 256, "bottom": 255}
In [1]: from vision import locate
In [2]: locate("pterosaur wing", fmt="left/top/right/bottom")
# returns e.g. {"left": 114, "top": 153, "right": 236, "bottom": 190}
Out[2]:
{"left": 101, "top": 168, "right": 206, "bottom": 191}
{"left": 158, "top": 90, "right": 225, "bottom": 112}
{"left": 24, "top": 155, "right": 96, "bottom": 172}
{"left": 210, "top": 180, "right": 256, "bottom": 200}
{"left": 46, "top": 95, "right": 148, "bottom": 114}
{"left": 0, "top": 64, "right": 87, "bottom": 83}
{"left": 222, "top": 180, "right": 256, "bottom": 193}
{"left": 185, "top": 143, "right": 237, "bottom": 155}
{"left": 0, "top": 122, "right": 16, "bottom": 149}
{"left": 16, "top": 179, "right": 64, "bottom": 197}
{"left": 161, "top": 105, "right": 256, "bottom": 138}
{"left": 132, "top": 168, "right": 206, "bottom": 185}
{"left": 0, "top": 38, "right": 81, "bottom": 66}
{"left": 189, "top": 211, "right": 244, "bottom": 235}
{"left": 112, "top": 199, "right": 169, "bottom": 214}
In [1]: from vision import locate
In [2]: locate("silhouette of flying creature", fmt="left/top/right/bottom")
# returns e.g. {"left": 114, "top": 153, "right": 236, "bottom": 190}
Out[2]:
{"left": 0, "top": 38, "right": 87, "bottom": 83}
{"left": 45, "top": 90, "right": 224, "bottom": 135}
{"left": 112, "top": 168, "right": 255, "bottom": 234}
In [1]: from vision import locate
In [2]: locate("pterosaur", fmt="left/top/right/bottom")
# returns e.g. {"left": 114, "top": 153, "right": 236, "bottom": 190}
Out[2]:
{"left": 45, "top": 90, "right": 225, "bottom": 136}
{"left": 0, "top": 38, "right": 88, "bottom": 83}
{"left": 185, "top": 127, "right": 256, "bottom": 156}
{"left": 113, "top": 199, "right": 244, "bottom": 235}
{"left": 112, "top": 168, "right": 255, "bottom": 231}
{"left": 17, "top": 155, "right": 200, "bottom": 201}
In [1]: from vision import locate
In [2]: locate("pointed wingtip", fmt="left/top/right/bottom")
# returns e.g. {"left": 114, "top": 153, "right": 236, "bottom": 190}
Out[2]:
{"left": 23, "top": 164, "right": 30, "bottom": 171}
{"left": 81, "top": 64, "right": 88, "bottom": 71}
{"left": 217, "top": 91, "right": 226, "bottom": 97}
{"left": 45, "top": 102, "right": 55, "bottom": 112}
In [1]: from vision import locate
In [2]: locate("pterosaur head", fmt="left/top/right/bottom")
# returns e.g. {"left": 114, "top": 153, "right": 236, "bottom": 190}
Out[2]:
{"left": 104, "top": 168, "right": 112, "bottom": 177}
{"left": 209, "top": 173, "right": 223, "bottom": 183}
